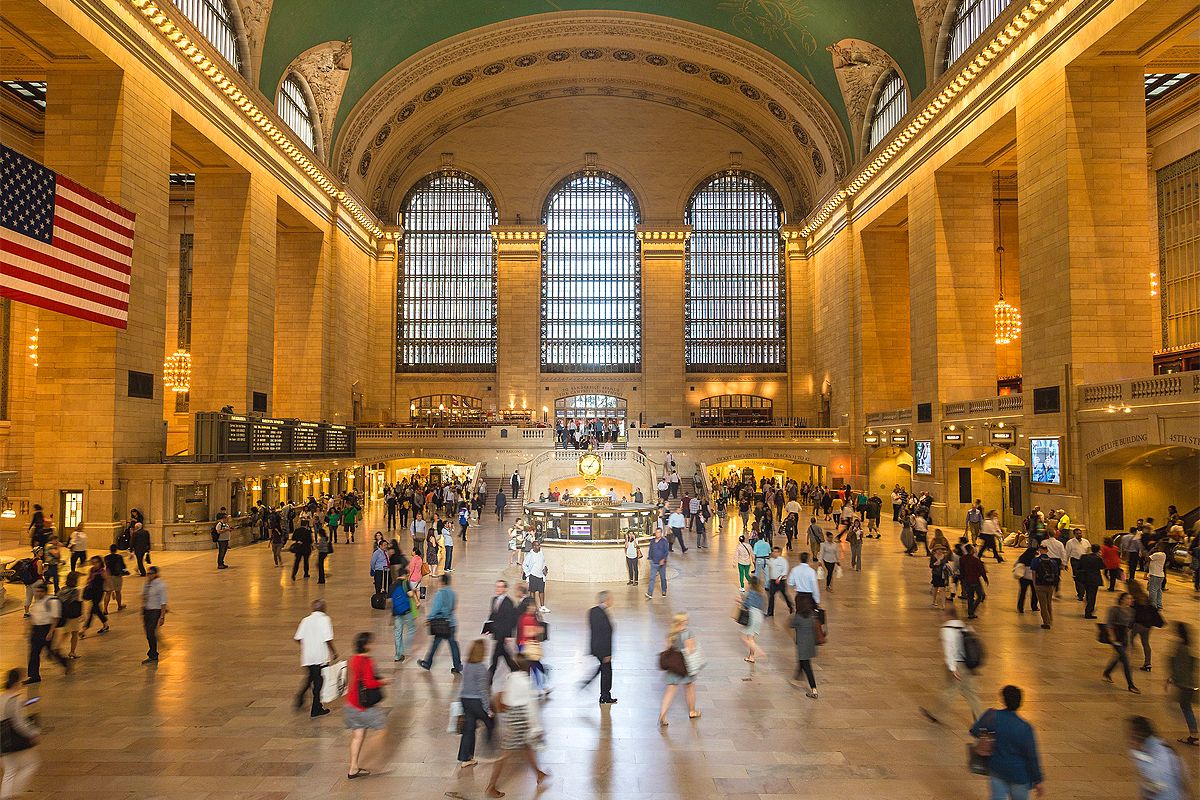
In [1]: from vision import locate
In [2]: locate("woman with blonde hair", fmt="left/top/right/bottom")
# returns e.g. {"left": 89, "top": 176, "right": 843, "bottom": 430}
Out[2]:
{"left": 659, "top": 612, "right": 700, "bottom": 726}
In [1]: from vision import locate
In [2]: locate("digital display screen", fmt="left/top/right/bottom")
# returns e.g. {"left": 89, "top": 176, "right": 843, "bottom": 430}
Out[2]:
{"left": 1030, "top": 437, "right": 1061, "bottom": 484}
{"left": 915, "top": 440, "right": 932, "bottom": 475}
{"left": 569, "top": 522, "right": 592, "bottom": 539}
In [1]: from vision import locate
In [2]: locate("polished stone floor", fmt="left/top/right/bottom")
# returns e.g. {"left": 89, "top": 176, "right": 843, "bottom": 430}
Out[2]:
{"left": 1, "top": 504, "right": 1194, "bottom": 799}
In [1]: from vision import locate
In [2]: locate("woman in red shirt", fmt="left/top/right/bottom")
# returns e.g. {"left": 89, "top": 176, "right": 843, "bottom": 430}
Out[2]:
{"left": 1101, "top": 537, "right": 1123, "bottom": 591}
{"left": 344, "top": 631, "right": 388, "bottom": 779}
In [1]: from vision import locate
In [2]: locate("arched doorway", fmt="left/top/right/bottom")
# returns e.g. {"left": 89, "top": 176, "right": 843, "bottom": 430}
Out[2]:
{"left": 868, "top": 446, "right": 913, "bottom": 496}
{"left": 947, "top": 446, "right": 1028, "bottom": 532}
{"left": 1086, "top": 445, "right": 1199, "bottom": 536}
{"left": 555, "top": 394, "right": 627, "bottom": 433}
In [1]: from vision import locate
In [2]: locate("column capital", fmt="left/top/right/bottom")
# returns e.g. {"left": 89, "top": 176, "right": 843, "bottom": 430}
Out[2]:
{"left": 782, "top": 225, "right": 808, "bottom": 259}
{"left": 491, "top": 225, "right": 547, "bottom": 259}
{"left": 636, "top": 225, "right": 691, "bottom": 257}
{"left": 376, "top": 225, "right": 402, "bottom": 260}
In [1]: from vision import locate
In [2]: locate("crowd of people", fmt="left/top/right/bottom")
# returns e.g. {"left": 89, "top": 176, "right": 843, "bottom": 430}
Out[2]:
{"left": 3, "top": 464, "right": 1197, "bottom": 800}
{"left": 554, "top": 417, "right": 625, "bottom": 449}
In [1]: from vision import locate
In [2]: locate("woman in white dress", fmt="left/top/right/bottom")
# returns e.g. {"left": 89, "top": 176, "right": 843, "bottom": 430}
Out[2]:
{"left": 485, "top": 657, "right": 549, "bottom": 797}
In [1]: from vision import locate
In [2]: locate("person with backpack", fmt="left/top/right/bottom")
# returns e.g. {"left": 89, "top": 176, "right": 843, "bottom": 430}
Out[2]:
{"left": 390, "top": 571, "right": 417, "bottom": 662}
{"left": 920, "top": 606, "right": 984, "bottom": 724}
{"left": 79, "top": 556, "right": 110, "bottom": 637}
{"left": 213, "top": 511, "right": 231, "bottom": 570}
{"left": 16, "top": 554, "right": 45, "bottom": 619}
{"left": 969, "top": 685, "right": 1045, "bottom": 800}
{"left": 1030, "top": 545, "right": 1060, "bottom": 629}
{"left": 458, "top": 504, "right": 470, "bottom": 542}
{"left": 55, "top": 571, "right": 83, "bottom": 660}
{"left": 25, "top": 581, "right": 69, "bottom": 683}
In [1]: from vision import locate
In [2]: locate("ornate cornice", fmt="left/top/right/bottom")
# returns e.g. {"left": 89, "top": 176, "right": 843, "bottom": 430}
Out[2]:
{"left": 491, "top": 224, "right": 548, "bottom": 242}
{"left": 636, "top": 225, "right": 692, "bottom": 242}
{"left": 334, "top": 14, "right": 850, "bottom": 194}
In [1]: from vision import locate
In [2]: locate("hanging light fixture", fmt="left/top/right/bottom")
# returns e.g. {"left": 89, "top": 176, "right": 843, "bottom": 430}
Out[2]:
{"left": 163, "top": 349, "right": 192, "bottom": 393}
{"left": 993, "top": 174, "right": 1021, "bottom": 345}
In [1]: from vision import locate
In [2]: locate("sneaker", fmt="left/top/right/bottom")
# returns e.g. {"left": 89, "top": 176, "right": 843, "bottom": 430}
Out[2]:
{"left": 644, "top": 593, "right": 652, "bottom": 600}
{"left": 599, "top": 697, "right": 618, "bottom": 705}
{"left": 311, "top": 707, "right": 331, "bottom": 718}
{"left": 539, "top": 606, "right": 549, "bottom": 613}
{"left": 418, "top": 660, "right": 431, "bottom": 670}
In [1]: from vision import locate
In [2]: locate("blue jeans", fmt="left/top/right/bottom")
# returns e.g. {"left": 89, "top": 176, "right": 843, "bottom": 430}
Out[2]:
{"left": 393, "top": 613, "right": 415, "bottom": 659}
{"left": 989, "top": 776, "right": 1030, "bottom": 800}
{"left": 424, "top": 631, "right": 462, "bottom": 671}
{"left": 1147, "top": 574, "right": 1164, "bottom": 608}
{"left": 647, "top": 562, "right": 667, "bottom": 596}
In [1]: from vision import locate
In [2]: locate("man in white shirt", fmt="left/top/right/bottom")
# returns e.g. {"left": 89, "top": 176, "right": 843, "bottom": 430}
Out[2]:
{"left": 294, "top": 599, "right": 338, "bottom": 717}
{"left": 1146, "top": 547, "right": 1167, "bottom": 610}
{"left": 1043, "top": 534, "right": 1068, "bottom": 596}
{"left": 410, "top": 516, "right": 428, "bottom": 558}
{"left": 523, "top": 541, "right": 549, "bottom": 613}
{"left": 766, "top": 547, "right": 793, "bottom": 616}
{"left": 920, "top": 607, "right": 983, "bottom": 725}
{"left": 657, "top": 477, "right": 669, "bottom": 503}
{"left": 26, "top": 581, "right": 68, "bottom": 683}
{"left": 667, "top": 509, "right": 688, "bottom": 553}
{"left": 787, "top": 552, "right": 821, "bottom": 606}
{"left": 1064, "top": 529, "right": 1091, "bottom": 600}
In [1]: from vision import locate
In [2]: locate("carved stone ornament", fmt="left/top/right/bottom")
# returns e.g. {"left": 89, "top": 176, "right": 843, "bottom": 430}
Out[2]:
{"left": 237, "top": 0, "right": 273, "bottom": 81}
{"left": 286, "top": 38, "right": 353, "bottom": 161}
{"left": 826, "top": 38, "right": 895, "bottom": 154}
{"left": 912, "top": 0, "right": 954, "bottom": 80}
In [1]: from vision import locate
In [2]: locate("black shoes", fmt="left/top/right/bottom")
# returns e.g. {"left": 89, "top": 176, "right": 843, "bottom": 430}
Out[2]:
{"left": 600, "top": 697, "right": 618, "bottom": 705}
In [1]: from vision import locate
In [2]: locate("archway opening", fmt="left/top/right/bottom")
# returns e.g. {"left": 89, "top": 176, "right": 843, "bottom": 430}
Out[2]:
{"left": 946, "top": 446, "right": 1027, "bottom": 533}
{"left": 1086, "top": 445, "right": 1199, "bottom": 538}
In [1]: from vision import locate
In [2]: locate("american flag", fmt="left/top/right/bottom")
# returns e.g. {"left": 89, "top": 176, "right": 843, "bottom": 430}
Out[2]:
{"left": 1, "top": 145, "right": 135, "bottom": 329}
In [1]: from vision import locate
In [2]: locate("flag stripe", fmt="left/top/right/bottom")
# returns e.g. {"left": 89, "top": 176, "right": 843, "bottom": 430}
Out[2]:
{"left": 1, "top": 260, "right": 129, "bottom": 308}
{"left": 2, "top": 229, "right": 132, "bottom": 283}
{"left": 2, "top": 238, "right": 131, "bottom": 295}
{"left": 54, "top": 216, "right": 134, "bottom": 258}
{"left": 55, "top": 175, "right": 136, "bottom": 222}
{"left": 56, "top": 204, "right": 134, "bottom": 253}
{"left": 55, "top": 192, "right": 135, "bottom": 239}
{"left": 0, "top": 284, "right": 127, "bottom": 329}
{"left": 53, "top": 227, "right": 134, "bottom": 271}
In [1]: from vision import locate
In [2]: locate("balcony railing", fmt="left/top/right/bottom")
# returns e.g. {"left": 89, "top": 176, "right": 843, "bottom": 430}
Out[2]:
{"left": 865, "top": 407, "right": 913, "bottom": 425}
{"left": 1079, "top": 373, "right": 1200, "bottom": 410}
{"left": 942, "top": 394, "right": 1024, "bottom": 420}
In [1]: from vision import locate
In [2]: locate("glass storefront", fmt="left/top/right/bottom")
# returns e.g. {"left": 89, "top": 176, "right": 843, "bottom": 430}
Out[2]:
{"left": 523, "top": 502, "right": 655, "bottom": 542}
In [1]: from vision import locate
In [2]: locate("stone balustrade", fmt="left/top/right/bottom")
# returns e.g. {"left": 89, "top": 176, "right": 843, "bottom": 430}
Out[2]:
{"left": 1079, "top": 373, "right": 1200, "bottom": 409}
{"left": 865, "top": 408, "right": 913, "bottom": 425}
{"left": 942, "top": 394, "right": 1024, "bottom": 420}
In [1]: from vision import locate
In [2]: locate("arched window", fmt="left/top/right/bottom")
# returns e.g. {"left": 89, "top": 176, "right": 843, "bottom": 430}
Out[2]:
{"left": 698, "top": 395, "right": 774, "bottom": 426}
{"left": 685, "top": 171, "right": 785, "bottom": 372}
{"left": 866, "top": 71, "right": 908, "bottom": 152}
{"left": 944, "top": 0, "right": 1014, "bottom": 72}
{"left": 409, "top": 394, "right": 485, "bottom": 425}
{"left": 171, "top": 0, "right": 243, "bottom": 73}
{"left": 541, "top": 171, "right": 641, "bottom": 372}
{"left": 397, "top": 171, "right": 498, "bottom": 372}
{"left": 276, "top": 73, "right": 317, "bottom": 153}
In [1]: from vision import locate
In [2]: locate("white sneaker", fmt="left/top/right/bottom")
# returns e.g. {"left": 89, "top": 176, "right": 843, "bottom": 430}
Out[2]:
{"left": 539, "top": 606, "right": 549, "bottom": 613}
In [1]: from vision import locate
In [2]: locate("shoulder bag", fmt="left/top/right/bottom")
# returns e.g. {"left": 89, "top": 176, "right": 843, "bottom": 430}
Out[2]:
{"left": 356, "top": 657, "right": 383, "bottom": 708}
{"left": 967, "top": 710, "right": 996, "bottom": 775}
{"left": 658, "top": 647, "right": 687, "bottom": 677}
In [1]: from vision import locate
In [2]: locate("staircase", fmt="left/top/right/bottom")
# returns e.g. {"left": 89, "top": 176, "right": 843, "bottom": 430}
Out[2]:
{"left": 485, "top": 476, "right": 523, "bottom": 501}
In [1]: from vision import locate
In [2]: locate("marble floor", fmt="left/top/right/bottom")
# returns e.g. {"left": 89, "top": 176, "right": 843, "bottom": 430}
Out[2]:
{"left": 1, "top": 504, "right": 1195, "bottom": 800}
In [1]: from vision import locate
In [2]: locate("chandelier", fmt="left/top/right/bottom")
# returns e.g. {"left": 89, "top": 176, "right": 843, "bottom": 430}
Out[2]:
{"left": 163, "top": 349, "right": 192, "bottom": 393}
{"left": 993, "top": 174, "right": 1021, "bottom": 345}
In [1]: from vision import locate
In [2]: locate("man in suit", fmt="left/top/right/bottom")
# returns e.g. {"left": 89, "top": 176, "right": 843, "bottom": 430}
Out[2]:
{"left": 580, "top": 591, "right": 616, "bottom": 705}
{"left": 484, "top": 580, "right": 518, "bottom": 676}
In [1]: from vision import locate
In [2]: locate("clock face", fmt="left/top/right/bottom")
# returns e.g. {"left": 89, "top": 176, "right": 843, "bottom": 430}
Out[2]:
{"left": 579, "top": 453, "right": 603, "bottom": 478}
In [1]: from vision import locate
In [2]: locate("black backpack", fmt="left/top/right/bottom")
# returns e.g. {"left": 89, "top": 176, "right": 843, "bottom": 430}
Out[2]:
{"left": 961, "top": 627, "right": 985, "bottom": 672}
{"left": 1034, "top": 557, "right": 1058, "bottom": 585}
{"left": 62, "top": 596, "right": 83, "bottom": 619}
{"left": 11, "top": 558, "right": 37, "bottom": 585}
{"left": 116, "top": 531, "right": 131, "bottom": 550}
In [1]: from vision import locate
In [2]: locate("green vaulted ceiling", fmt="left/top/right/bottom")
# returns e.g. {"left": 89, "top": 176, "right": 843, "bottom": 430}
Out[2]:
{"left": 258, "top": 0, "right": 927, "bottom": 142}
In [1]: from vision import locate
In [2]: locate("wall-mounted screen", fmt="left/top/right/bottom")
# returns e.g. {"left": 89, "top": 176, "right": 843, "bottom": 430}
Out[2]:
{"left": 1030, "top": 437, "right": 1062, "bottom": 484}
{"left": 915, "top": 440, "right": 932, "bottom": 475}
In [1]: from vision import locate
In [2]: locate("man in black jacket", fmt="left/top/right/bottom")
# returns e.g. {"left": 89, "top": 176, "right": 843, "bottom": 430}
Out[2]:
{"left": 484, "top": 580, "right": 519, "bottom": 676}
{"left": 1077, "top": 544, "right": 1106, "bottom": 619}
{"left": 131, "top": 522, "right": 152, "bottom": 576}
{"left": 580, "top": 591, "right": 616, "bottom": 704}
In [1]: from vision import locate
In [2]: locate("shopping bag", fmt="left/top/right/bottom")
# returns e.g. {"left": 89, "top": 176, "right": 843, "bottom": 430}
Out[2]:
{"left": 320, "top": 660, "right": 347, "bottom": 704}
{"left": 447, "top": 700, "right": 463, "bottom": 733}
{"left": 816, "top": 564, "right": 827, "bottom": 581}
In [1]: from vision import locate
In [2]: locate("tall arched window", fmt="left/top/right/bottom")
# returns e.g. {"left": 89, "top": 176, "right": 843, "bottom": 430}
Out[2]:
{"left": 541, "top": 171, "right": 641, "bottom": 372}
{"left": 276, "top": 73, "right": 317, "bottom": 153}
{"left": 685, "top": 171, "right": 785, "bottom": 371}
{"left": 866, "top": 71, "right": 908, "bottom": 152}
{"left": 397, "top": 171, "right": 498, "bottom": 372}
{"left": 171, "top": 0, "right": 243, "bottom": 73}
{"left": 944, "top": 0, "right": 1014, "bottom": 72}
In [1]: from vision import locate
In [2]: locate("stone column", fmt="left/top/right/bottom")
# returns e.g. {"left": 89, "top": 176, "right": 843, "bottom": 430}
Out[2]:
{"left": 492, "top": 225, "right": 546, "bottom": 415}
{"left": 367, "top": 227, "right": 401, "bottom": 422}
{"left": 859, "top": 225, "right": 911, "bottom": 412}
{"left": 190, "top": 170, "right": 277, "bottom": 414}
{"left": 272, "top": 224, "right": 328, "bottom": 419}
{"left": 35, "top": 67, "right": 171, "bottom": 534}
{"left": 907, "top": 170, "right": 998, "bottom": 406}
{"left": 637, "top": 226, "right": 689, "bottom": 425}
{"left": 1016, "top": 64, "right": 1153, "bottom": 390}
{"left": 783, "top": 226, "right": 816, "bottom": 422}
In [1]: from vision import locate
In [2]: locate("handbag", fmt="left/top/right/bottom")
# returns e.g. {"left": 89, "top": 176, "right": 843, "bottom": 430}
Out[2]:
{"left": 658, "top": 647, "right": 688, "bottom": 677}
{"left": 734, "top": 603, "right": 750, "bottom": 627}
{"left": 967, "top": 710, "right": 996, "bottom": 775}
{"left": 682, "top": 641, "right": 706, "bottom": 676}
{"left": 816, "top": 564, "right": 827, "bottom": 581}
{"left": 429, "top": 616, "right": 452, "bottom": 639}
{"left": 356, "top": 658, "right": 383, "bottom": 708}
{"left": 813, "top": 618, "right": 827, "bottom": 645}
